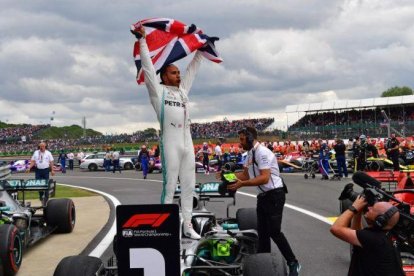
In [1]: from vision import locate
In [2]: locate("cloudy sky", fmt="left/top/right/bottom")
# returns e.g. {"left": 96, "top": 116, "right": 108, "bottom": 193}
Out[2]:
{"left": 1, "top": 0, "right": 413, "bottom": 134}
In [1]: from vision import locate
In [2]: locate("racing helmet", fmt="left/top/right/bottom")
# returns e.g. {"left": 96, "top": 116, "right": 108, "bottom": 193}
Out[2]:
{"left": 359, "top": 134, "right": 366, "bottom": 141}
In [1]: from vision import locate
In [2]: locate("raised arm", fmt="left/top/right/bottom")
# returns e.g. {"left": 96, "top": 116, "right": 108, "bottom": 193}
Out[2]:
{"left": 137, "top": 27, "right": 162, "bottom": 110}
{"left": 180, "top": 50, "right": 203, "bottom": 94}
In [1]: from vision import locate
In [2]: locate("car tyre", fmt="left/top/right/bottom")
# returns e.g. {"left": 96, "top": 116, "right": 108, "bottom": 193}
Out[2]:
{"left": 243, "top": 252, "right": 287, "bottom": 276}
{"left": 236, "top": 208, "right": 257, "bottom": 230}
{"left": 54, "top": 255, "right": 103, "bottom": 276}
{"left": 46, "top": 198, "right": 76, "bottom": 233}
{"left": 0, "top": 224, "right": 22, "bottom": 276}
{"left": 124, "top": 162, "right": 133, "bottom": 170}
{"left": 88, "top": 163, "right": 98, "bottom": 171}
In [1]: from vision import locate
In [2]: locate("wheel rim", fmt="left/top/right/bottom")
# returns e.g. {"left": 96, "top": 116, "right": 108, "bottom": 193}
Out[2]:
{"left": 11, "top": 232, "right": 22, "bottom": 270}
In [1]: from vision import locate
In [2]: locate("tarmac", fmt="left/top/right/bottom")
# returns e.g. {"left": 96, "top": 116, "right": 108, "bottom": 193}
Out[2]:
{"left": 17, "top": 196, "right": 109, "bottom": 276}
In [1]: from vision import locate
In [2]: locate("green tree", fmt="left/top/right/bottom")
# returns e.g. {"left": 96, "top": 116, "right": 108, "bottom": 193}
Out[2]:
{"left": 381, "top": 86, "right": 413, "bottom": 97}
{"left": 143, "top": 128, "right": 158, "bottom": 138}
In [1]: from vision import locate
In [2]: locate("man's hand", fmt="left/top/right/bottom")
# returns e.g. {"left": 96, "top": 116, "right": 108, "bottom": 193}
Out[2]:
{"left": 352, "top": 195, "right": 368, "bottom": 212}
{"left": 215, "top": 171, "right": 221, "bottom": 180}
{"left": 136, "top": 26, "right": 146, "bottom": 38}
{"left": 228, "top": 179, "right": 243, "bottom": 191}
{"left": 51, "top": 169, "right": 55, "bottom": 176}
{"left": 25, "top": 168, "right": 31, "bottom": 173}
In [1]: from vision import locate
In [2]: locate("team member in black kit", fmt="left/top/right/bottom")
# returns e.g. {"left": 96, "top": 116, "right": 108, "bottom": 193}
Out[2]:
{"left": 227, "top": 126, "right": 301, "bottom": 276}
{"left": 334, "top": 138, "right": 348, "bottom": 178}
{"left": 387, "top": 133, "right": 400, "bottom": 171}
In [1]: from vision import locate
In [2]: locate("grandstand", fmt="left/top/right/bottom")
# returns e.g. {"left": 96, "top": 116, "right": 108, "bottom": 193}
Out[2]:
{"left": 286, "top": 95, "right": 414, "bottom": 139}
{"left": 0, "top": 117, "right": 275, "bottom": 155}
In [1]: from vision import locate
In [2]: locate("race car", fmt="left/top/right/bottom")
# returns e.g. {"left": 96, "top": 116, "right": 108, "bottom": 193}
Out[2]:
{"left": 0, "top": 178, "right": 75, "bottom": 276}
{"left": 131, "top": 156, "right": 162, "bottom": 173}
{"left": 53, "top": 178, "right": 286, "bottom": 275}
{"left": 9, "top": 160, "right": 30, "bottom": 173}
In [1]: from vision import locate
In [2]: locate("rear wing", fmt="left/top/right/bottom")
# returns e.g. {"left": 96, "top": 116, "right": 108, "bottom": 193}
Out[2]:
{"left": 0, "top": 179, "right": 56, "bottom": 198}
{"left": 174, "top": 182, "right": 236, "bottom": 217}
{"left": 174, "top": 182, "right": 234, "bottom": 199}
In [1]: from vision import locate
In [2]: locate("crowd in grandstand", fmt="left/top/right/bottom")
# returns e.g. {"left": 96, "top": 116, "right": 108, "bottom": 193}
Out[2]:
{"left": 0, "top": 124, "right": 45, "bottom": 143}
{"left": 290, "top": 106, "right": 414, "bottom": 129}
{"left": 0, "top": 117, "right": 275, "bottom": 154}
{"left": 191, "top": 118, "right": 274, "bottom": 139}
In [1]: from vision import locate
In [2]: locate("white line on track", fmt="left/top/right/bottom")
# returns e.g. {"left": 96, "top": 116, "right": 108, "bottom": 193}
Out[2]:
{"left": 236, "top": 191, "right": 333, "bottom": 225}
{"left": 58, "top": 176, "right": 333, "bottom": 259}
{"left": 58, "top": 183, "right": 121, "bottom": 258}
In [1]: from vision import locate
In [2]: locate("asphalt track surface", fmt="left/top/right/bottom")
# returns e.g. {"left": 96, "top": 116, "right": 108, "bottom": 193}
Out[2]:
{"left": 33, "top": 169, "right": 356, "bottom": 276}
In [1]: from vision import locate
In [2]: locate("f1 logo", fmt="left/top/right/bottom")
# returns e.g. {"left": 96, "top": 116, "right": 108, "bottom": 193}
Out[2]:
{"left": 122, "top": 213, "right": 170, "bottom": 228}
{"left": 130, "top": 248, "right": 166, "bottom": 276}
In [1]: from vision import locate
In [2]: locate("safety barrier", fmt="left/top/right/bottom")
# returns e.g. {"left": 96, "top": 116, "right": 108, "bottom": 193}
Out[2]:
{"left": 0, "top": 162, "right": 11, "bottom": 180}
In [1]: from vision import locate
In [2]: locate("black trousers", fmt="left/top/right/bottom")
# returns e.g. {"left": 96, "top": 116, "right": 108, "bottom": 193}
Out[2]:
{"left": 257, "top": 189, "right": 297, "bottom": 263}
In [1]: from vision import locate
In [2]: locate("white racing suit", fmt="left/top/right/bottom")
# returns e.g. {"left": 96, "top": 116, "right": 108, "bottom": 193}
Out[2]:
{"left": 139, "top": 38, "right": 202, "bottom": 224}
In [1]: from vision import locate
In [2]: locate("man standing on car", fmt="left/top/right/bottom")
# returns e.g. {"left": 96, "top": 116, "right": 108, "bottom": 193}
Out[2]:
{"left": 134, "top": 26, "right": 204, "bottom": 239}
{"left": 26, "top": 142, "right": 55, "bottom": 204}
{"left": 330, "top": 196, "right": 404, "bottom": 275}
{"left": 227, "top": 127, "right": 301, "bottom": 276}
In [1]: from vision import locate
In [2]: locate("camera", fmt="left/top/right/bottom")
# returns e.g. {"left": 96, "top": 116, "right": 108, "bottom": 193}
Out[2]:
{"left": 339, "top": 172, "right": 414, "bottom": 249}
{"left": 339, "top": 183, "right": 383, "bottom": 206}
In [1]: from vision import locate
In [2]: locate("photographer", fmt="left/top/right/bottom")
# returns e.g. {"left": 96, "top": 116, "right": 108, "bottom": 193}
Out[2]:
{"left": 330, "top": 196, "right": 404, "bottom": 275}
{"left": 227, "top": 127, "right": 301, "bottom": 276}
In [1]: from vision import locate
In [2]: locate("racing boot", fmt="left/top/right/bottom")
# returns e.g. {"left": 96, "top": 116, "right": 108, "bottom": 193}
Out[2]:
{"left": 183, "top": 222, "right": 201, "bottom": 240}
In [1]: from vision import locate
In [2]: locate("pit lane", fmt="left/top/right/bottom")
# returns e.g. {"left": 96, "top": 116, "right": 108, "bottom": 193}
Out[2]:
{"left": 23, "top": 170, "right": 351, "bottom": 275}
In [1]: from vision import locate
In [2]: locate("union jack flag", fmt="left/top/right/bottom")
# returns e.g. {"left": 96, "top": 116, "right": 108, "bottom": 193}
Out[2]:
{"left": 131, "top": 18, "right": 223, "bottom": 85}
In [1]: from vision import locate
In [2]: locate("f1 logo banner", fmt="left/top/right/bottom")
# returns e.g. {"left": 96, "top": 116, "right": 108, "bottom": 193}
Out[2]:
{"left": 116, "top": 204, "right": 180, "bottom": 276}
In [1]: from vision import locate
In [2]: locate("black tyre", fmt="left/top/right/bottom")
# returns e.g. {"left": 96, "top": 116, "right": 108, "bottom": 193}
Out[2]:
{"left": 243, "top": 252, "right": 287, "bottom": 276}
{"left": 46, "top": 198, "right": 76, "bottom": 233}
{"left": 369, "top": 160, "right": 384, "bottom": 171}
{"left": 339, "top": 199, "right": 353, "bottom": 214}
{"left": 236, "top": 208, "right": 257, "bottom": 230}
{"left": 124, "top": 162, "right": 133, "bottom": 170}
{"left": 224, "top": 162, "right": 236, "bottom": 172}
{"left": 88, "top": 163, "right": 98, "bottom": 171}
{"left": 312, "top": 174, "right": 316, "bottom": 179}
{"left": 304, "top": 174, "right": 308, "bottom": 179}
{"left": 54, "top": 255, "right": 103, "bottom": 276}
{"left": 0, "top": 224, "right": 22, "bottom": 276}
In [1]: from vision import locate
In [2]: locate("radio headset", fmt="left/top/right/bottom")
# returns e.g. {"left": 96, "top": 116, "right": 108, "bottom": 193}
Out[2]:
{"left": 375, "top": 206, "right": 398, "bottom": 229}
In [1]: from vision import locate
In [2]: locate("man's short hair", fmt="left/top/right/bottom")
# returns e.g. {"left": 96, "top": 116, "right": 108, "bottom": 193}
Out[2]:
{"left": 238, "top": 126, "right": 258, "bottom": 139}
{"left": 159, "top": 64, "right": 173, "bottom": 84}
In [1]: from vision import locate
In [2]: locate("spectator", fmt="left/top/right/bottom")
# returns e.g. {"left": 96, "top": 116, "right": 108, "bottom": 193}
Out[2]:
{"left": 67, "top": 151, "right": 74, "bottom": 170}
{"left": 112, "top": 151, "right": 121, "bottom": 173}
